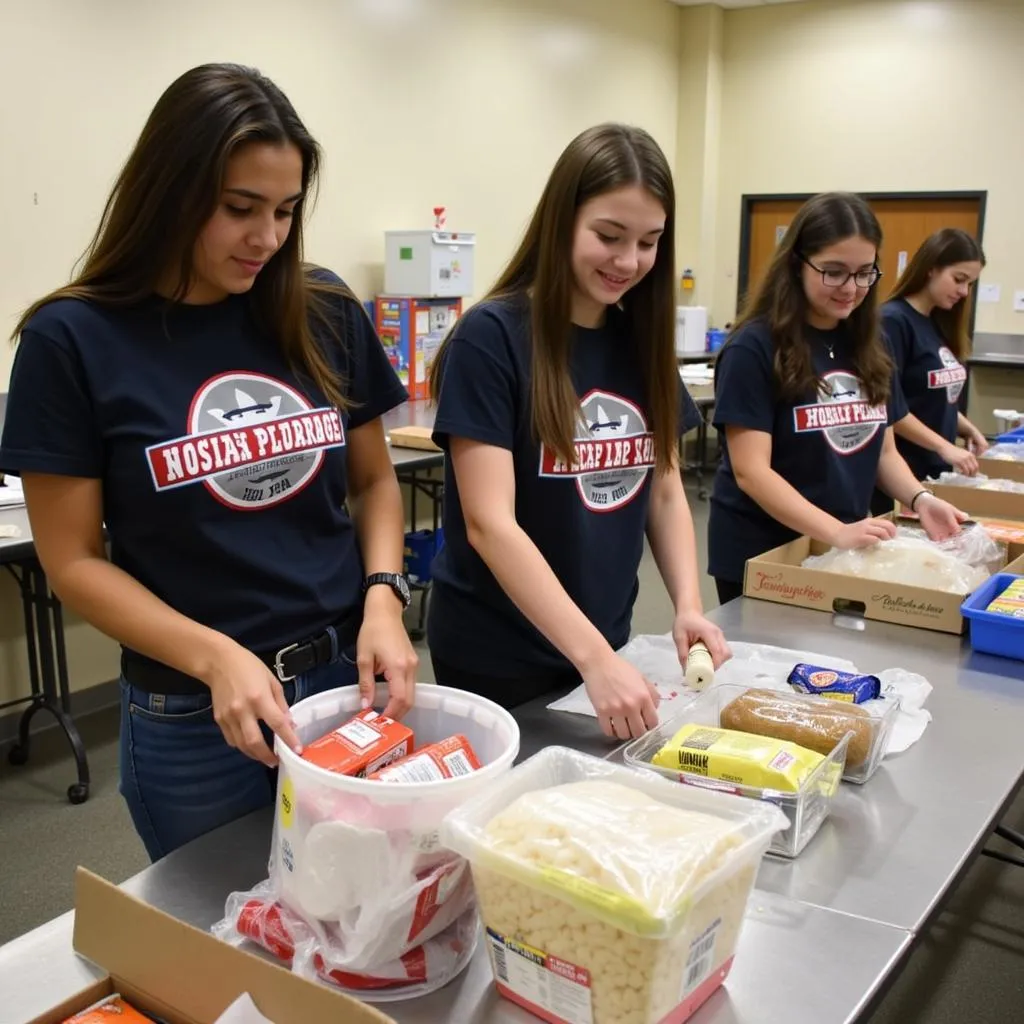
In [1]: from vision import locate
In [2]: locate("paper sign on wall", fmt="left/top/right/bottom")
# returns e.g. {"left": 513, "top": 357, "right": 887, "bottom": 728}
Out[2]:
{"left": 979, "top": 283, "right": 1001, "bottom": 304}
{"left": 775, "top": 225, "right": 788, "bottom": 245}
{"left": 897, "top": 251, "right": 908, "bottom": 277}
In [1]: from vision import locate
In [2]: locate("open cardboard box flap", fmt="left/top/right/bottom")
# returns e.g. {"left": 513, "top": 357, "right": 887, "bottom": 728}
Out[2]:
{"left": 929, "top": 482, "right": 1024, "bottom": 522}
{"left": 979, "top": 454, "right": 1024, "bottom": 485}
{"left": 42, "top": 868, "right": 397, "bottom": 1024}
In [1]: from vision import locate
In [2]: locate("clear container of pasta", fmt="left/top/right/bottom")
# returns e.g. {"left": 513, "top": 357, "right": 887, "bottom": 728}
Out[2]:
{"left": 624, "top": 686, "right": 853, "bottom": 858}
{"left": 440, "top": 746, "right": 786, "bottom": 1024}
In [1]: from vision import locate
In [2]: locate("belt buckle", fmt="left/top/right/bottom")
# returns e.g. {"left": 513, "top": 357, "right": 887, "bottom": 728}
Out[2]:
{"left": 274, "top": 643, "right": 300, "bottom": 683}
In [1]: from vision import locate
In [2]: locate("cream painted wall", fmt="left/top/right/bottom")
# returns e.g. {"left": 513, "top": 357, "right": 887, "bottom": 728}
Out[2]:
{"left": 0, "top": 0, "right": 681, "bottom": 705}
{"left": 712, "top": 0, "right": 1024, "bottom": 331}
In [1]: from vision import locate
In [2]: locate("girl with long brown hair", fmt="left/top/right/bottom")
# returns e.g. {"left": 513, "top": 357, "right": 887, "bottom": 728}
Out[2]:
{"left": 878, "top": 229, "right": 988, "bottom": 486}
{"left": 0, "top": 64, "right": 417, "bottom": 860}
{"left": 708, "top": 193, "right": 966, "bottom": 604}
{"left": 427, "top": 124, "right": 728, "bottom": 741}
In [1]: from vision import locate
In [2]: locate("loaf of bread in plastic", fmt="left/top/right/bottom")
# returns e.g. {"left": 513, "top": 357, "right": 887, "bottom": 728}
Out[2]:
{"left": 720, "top": 688, "right": 873, "bottom": 769}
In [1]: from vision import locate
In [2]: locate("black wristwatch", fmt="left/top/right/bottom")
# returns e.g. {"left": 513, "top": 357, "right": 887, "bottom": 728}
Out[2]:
{"left": 363, "top": 572, "right": 412, "bottom": 609}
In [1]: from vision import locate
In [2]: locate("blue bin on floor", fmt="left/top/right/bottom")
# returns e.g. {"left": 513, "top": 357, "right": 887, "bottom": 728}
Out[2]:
{"left": 404, "top": 528, "right": 444, "bottom": 585}
{"left": 960, "top": 573, "right": 1024, "bottom": 661}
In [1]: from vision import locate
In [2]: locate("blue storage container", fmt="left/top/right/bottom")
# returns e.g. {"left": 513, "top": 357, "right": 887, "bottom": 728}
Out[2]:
{"left": 706, "top": 328, "right": 728, "bottom": 353}
{"left": 960, "top": 573, "right": 1024, "bottom": 661}
{"left": 995, "top": 427, "right": 1024, "bottom": 443}
{"left": 404, "top": 528, "right": 444, "bottom": 584}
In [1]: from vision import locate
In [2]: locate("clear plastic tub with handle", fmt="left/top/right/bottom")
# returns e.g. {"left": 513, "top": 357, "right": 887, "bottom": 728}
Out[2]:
{"left": 623, "top": 686, "right": 851, "bottom": 858}
{"left": 441, "top": 746, "right": 787, "bottom": 1024}
{"left": 270, "top": 682, "right": 519, "bottom": 995}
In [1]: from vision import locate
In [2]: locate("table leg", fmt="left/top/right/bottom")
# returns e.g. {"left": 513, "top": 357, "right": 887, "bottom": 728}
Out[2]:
{"left": 981, "top": 824, "right": 1024, "bottom": 868}
{"left": 3, "top": 561, "right": 91, "bottom": 804}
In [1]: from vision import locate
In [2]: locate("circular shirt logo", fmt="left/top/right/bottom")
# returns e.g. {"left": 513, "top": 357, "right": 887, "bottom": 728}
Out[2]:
{"left": 817, "top": 371, "right": 885, "bottom": 455}
{"left": 937, "top": 346, "right": 966, "bottom": 404}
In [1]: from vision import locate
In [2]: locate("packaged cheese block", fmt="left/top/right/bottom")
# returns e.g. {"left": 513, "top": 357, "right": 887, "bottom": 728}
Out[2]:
{"left": 62, "top": 996, "right": 155, "bottom": 1023}
{"left": 720, "top": 688, "right": 873, "bottom": 769}
{"left": 300, "top": 709, "right": 413, "bottom": 777}
{"left": 368, "top": 734, "right": 482, "bottom": 783}
{"left": 653, "top": 722, "right": 824, "bottom": 793}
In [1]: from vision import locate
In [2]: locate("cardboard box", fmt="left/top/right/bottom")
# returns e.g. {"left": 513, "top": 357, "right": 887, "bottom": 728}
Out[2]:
{"left": 29, "top": 868, "right": 395, "bottom": 1024}
{"left": 742, "top": 526, "right": 1024, "bottom": 635}
{"left": 929, "top": 482, "right": 1024, "bottom": 521}
{"left": 388, "top": 425, "right": 441, "bottom": 452}
{"left": 979, "top": 454, "right": 1024, "bottom": 485}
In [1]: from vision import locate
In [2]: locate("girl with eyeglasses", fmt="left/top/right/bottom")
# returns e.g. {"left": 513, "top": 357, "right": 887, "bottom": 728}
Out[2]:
{"left": 708, "top": 192, "right": 966, "bottom": 605}
{"left": 870, "top": 230, "right": 988, "bottom": 507}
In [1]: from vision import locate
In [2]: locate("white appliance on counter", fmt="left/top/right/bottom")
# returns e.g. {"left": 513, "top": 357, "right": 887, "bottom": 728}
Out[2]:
{"left": 675, "top": 305, "right": 708, "bottom": 355}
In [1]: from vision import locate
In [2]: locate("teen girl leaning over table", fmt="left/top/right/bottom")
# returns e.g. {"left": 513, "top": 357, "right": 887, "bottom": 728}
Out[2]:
{"left": 426, "top": 124, "right": 730, "bottom": 742}
{"left": 869, "top": 229, "right": 988, "bottom": 515}
{"left": 708, "top": 192, "right": 967, "bottom": 606}
{"left": 0, "top": 64, "right": 417, "bottom": 860}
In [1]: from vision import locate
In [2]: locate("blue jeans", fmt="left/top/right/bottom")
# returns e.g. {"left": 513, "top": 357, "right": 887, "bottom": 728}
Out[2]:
{"left": 119, "top": 655, "right": 358, "bottom": 861}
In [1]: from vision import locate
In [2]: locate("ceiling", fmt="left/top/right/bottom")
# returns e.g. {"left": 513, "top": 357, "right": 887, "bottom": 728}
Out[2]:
{"left": 669, "top": 0, "right": 808, "bottom": 8}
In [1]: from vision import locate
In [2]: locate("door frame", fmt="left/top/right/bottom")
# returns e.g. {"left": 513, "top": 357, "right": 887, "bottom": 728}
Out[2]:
{"left": 736, "top": 190, "right": 988, "bottom": 329}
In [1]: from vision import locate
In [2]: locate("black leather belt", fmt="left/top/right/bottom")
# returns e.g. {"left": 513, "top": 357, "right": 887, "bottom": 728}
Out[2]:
{"left": 122, "top": 613, "right": 362, "bottom": 695}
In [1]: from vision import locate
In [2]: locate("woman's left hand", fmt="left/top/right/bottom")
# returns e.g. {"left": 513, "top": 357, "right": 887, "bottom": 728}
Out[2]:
{"left": 355, "top": 600, "right": 418, "bottom": 719}
{"left": 672, "top": 609, "right": 732, "bottom": 672}
{"left": 917, "top": 494, "right": 969, "bottom": 542}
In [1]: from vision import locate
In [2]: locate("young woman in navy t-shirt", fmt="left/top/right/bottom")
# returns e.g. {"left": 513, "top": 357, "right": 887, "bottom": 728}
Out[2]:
{"left": 0, "top": 65, "right": 416, "bottom": 859}
{"left": 709, "top": 193, "right": 966, "bottom": 605}
{"left": 880, "top": 229, "right": 988, "bottom": 484}
{"left": 427, "top": 124, "right": 728, "bottom": 741}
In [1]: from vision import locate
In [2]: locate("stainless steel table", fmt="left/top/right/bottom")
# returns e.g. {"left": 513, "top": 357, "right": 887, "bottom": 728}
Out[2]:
{"left": 0, "top": 797, "right": 911, "bottom": 1024}
{"left": 703, "top": 600, "right": 1024, "bottom": 934}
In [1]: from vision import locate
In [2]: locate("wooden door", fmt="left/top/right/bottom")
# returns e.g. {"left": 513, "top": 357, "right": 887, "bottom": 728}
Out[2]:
{"left": 741, "top": 193, "right": 984, "bottom": 322}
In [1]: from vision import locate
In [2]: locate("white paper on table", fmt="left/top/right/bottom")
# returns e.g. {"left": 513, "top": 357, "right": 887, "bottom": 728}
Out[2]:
{"left": 213, "top": 993, "right": 277, "bottom": 1024}
{"left": 0, "top": 474, "right": 25, "bottom": 508}
{"left": 546, "top": 634, "right": 932, "bottom": 757}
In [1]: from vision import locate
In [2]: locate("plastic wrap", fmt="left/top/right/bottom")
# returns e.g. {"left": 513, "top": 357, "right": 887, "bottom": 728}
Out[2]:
{"left": 985, "top": 442, "right": 1024, "bottom": 462}
{"left": 801, "top": 525, "right": 1004, "bottom": 594}
{"left": 933, "top": 471, "right": 1024, "bottom": 494}
{"left": 212, "top": 881, "right": 477, "bottom": 1002}
{"left": 442, "top": 746, "right": 786, "bottom": 1024}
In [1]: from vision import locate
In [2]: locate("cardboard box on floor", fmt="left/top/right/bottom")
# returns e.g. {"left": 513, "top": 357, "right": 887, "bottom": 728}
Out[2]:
{"left": 29, "top": 868, "right": 396, "bottom": 1024}
{"left": 742, "top": 518, "right": 1024, "bottom": 635}
{"left": 978, "top": 453, "right": 1024, "bottom": 485}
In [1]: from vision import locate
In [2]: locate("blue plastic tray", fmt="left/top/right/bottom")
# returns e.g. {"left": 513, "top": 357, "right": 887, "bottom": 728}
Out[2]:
{"left": 996, "top": 427, "right": 1024, "bottom": 443}
{"left": 961, "top": 573, "right": 1024, "bottom": 660}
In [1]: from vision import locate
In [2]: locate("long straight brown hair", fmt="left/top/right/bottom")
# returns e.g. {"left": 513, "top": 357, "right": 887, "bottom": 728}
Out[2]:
{"left": 12, "top": 63, "right": 351, "bottom": 409}
{"left": 732, "top": 192, "right": 891, "bottom": 406}
{"left": 430, "top": 123, "right": 679, "bottom": 471}
{"left": 887, "top": 228, "right": 985, "bottom": 360}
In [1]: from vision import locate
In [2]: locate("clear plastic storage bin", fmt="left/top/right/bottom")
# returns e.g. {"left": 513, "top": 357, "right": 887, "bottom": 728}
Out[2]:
{"left": 271, "top": 682, "right": 519, "bottom": 999}
{"left": 624, "top": 686, "right": 850, "bottom": 858}
{"left": 441, "top": 746, "right": 787, "bottom": 1024}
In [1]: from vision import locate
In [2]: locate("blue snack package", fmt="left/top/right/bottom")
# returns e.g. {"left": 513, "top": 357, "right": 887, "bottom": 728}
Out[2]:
{"left": 787, "top": 664, "right": 881, "bottom": 704}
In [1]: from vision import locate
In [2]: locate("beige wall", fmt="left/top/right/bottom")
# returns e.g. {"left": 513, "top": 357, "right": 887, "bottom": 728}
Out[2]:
{"left": 0, "top": 0, "right": 681, "bottom": 704}
{"left": 709, "top": 0, "right": 1024, "bottom": 330}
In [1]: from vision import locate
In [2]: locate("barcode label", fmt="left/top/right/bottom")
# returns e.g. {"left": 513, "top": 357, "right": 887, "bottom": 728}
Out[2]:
{"left": 442, "top": 749, "right": 474, "bottom": 777}
{"left": 337, "top": 719, "right": 379, "bottom": 749}
{"left": 682, "top": 919, "right": 720, "bottom": 997}
{"left": 439, "top": 267, "right": 452, "bottom": 280}
{"left": 490, "top": 933, "right": 510, "bottom": 982}
{"left": 381, "top": 753, "right": 446, "bottom": 783}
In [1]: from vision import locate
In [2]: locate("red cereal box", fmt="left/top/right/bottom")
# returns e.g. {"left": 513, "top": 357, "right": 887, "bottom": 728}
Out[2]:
{"left": 301, "top": 709, "right": 414, "bottom": 777}
{"left": 368, "top": 735, "right": 481, "bottom": 783}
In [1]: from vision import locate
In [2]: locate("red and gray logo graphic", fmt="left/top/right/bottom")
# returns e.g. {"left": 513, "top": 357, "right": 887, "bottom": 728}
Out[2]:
{"left": 928, "top": 346, "right": 967, "bottom": 404}
{"left": 792, "top": 371, "right": 886, "bottom": 455}
{"left": 538, "top": 389, "right": 654, "bottom": 512}
{"left": 145, "top": 372, "right": 344, "bottom": 510}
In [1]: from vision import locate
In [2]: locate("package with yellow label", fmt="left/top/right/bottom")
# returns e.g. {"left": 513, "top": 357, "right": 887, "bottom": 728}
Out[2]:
{"left": 651, "top": 723, "right": 825, "bottom": 793}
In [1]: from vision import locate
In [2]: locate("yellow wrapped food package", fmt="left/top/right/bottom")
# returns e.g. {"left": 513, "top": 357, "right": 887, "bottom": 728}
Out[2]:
{"left": 653, "top": 723, "right": 825, "bottom": 793}
{"left": 986, "top": 578, "right": 1024, "bottom": 619}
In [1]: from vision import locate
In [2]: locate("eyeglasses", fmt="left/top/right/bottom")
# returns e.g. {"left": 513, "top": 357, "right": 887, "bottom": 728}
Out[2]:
{"left": 800, "top": 255, "right": 882, "bottom": 289}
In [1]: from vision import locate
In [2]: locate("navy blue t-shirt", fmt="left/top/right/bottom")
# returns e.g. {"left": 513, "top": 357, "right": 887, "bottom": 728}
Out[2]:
{"left": 708, "top": 318, "right": 907, "bottom": 584}
{"left": 428, "top": 296, "right": 701, "bottom": 678}
{"left": 0, "top": 273, "right": 407, "bottom": 657}
{"left": 882, "top": 298, "right": 966, "bottom": 482}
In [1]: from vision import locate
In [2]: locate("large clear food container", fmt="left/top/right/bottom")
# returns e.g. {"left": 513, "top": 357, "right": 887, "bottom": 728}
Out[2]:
{"left": 624, "top": 686, "right": 850, "bottom": 858}
{"left": 441, "top": 746, "right": 787, "bottom": 1024}
{"left": 271, "top": 682, "right": 519, "bottom": 999}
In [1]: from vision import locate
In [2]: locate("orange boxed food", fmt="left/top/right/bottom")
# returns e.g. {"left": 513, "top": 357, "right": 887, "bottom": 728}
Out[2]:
{"left": 368, "top": 735, "right": 482, "bottom": 783}
{"left": 301, "top": 709, "right": 414, "bottom": 777}
{"left": 62, "top": 996, "right": 153, "bottom": 1023}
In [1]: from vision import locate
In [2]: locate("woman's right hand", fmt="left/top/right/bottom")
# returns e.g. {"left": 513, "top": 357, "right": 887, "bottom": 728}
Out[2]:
{"left": 202, "top": 642, "right": 302, "bottom": 767}
{"left": 941, "top": 443, "right": 979, "bottom": 476}
{"left": 582, "top": 650, "right": 659, "bottom": 741}
{"left": 831, "top": 516, "right": 898, "bottom": 550}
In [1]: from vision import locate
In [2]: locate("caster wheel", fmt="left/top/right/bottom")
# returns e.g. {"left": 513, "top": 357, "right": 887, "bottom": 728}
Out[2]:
{"left": 68, "top": 783, "right": 89, "bottom": 805}
{"left": 7, "top": 744, "right": 28, "bottom": 766}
